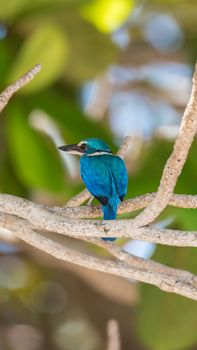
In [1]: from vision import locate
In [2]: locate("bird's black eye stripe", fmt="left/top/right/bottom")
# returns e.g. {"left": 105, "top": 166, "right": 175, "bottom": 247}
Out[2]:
{"left": 80, "top": 143, "right": 87, "bottom": 150}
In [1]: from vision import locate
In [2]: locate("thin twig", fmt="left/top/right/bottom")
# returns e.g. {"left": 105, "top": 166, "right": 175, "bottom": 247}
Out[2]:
{"left": 107, "top": 319, "right": 121, "bottom": 350}
{"left": 65, "top": 189, "right": 90, "bottom": 207}
{"left": 0, "top": 64, "right": 41, "bottom": 112}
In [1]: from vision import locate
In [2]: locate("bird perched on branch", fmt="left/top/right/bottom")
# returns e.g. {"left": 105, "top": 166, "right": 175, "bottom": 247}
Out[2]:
{"left": 58, "top": 138, "right": 128, "bottom": 241}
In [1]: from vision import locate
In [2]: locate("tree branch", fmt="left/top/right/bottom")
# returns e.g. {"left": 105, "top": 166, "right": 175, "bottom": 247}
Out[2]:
{"left": 131, "top": 64, "right": 197, "bottom": 227}
{"left": 84, "top": 238, "right": 194, "bottom": 281}
{"left": 107, "top": 319, "right": 121, "bottom": 350}
{"left": 1, "top": 193, "right": 197, "bottom": 246}
{"left": 0, "top": 212, "right": 197, "bottom": 301}
{"left": 65, "top": 188, "right": 91, "bottom": 207}
{"left": 56, "top": 193, "right": 197, "bottom": 219}
{"left": 0, "top": 64, "right": 41, "bottom": 112}
{"left": 116, "top": 136, "right": 132, "bottom": 158}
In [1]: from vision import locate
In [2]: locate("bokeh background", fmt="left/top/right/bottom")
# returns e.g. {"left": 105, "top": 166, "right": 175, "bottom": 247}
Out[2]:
{"left": 0, "top": 0, "right": 197, "bottom": 349}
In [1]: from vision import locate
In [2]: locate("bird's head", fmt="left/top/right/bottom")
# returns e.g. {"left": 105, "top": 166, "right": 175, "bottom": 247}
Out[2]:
{"left": 58, "top": 138, "right": 112, "bottom": 156}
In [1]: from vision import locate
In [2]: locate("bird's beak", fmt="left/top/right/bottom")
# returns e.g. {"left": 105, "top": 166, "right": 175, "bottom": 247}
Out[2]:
{"left": 58, "top": 144, "right": 83, "bottom": 155}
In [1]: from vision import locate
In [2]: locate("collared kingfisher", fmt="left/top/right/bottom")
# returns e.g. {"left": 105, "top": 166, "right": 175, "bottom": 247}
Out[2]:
{"left": 58, "top": 138, "right": 128, "bottom": 241}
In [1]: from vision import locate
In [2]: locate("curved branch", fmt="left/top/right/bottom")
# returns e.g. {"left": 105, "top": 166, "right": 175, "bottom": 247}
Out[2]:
{"left": 56, "top": 193, "right": 197, "bottom": 218}
{"left": 0, "top": 193, "right": 195, "bottom": 280}
{"left": 2, "top": 192, "right": 197, "bottom": 221}
{"left": 0, "top": 194, "right": 197, "bottom": 246}
{"left": 85, "top": 238, "right": 195, "bottom": 282}
{"left": 0, "top": 212, "right": 197, "bottom": 301}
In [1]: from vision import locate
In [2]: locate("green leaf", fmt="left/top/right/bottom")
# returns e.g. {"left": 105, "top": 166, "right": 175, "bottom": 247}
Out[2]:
{"left": 7, "top": 24, "right": 68, "bottom": 93}
{"left": 137, "top": 245, "right": 197, "bottom": 350}
{"left": 6, "top": 103, "right": 66, "bottom": 192}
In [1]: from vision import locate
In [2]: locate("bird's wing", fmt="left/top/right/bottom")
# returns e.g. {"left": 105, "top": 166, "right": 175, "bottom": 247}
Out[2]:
{"left": 80, "top": 156, "right": 112, "bottom": 205}
{"left": 105, "top": 155, "right": 128, "bottom": 201}
{"left": 80, "top": 155, "right": 128, "bottom": 204}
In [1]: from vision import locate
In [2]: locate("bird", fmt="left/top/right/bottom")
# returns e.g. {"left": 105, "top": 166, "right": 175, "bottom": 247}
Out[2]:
{"left": 58, "top": 138, "right": 128, "bottom": 241}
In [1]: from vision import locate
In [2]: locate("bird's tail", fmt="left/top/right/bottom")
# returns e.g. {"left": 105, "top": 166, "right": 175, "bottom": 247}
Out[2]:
{"left": 102, "top": 202, "right": 118, "bottom": 242}
{"left": 103, "top": 204, "right": 117, "bottom": 220}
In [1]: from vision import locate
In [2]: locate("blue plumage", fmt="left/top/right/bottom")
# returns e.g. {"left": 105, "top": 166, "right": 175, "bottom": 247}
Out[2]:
{"left": 58, "top": 138, "right": 128, "bottom": 241}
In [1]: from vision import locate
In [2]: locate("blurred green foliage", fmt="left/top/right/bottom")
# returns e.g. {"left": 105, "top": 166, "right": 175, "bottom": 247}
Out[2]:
{"left": 0, "top": 0, "right": 197, "bottom": 349}
{"left": 81, "top": 0, "right": 134, "bottom": 32}
{"left": 7, "top": 24, "right": 68, "bottom": 93}
{"left": 6, "top": 103, "right": 66, "bottom": 192}
{"left": 138, "top": 245, "right": 197, "bottom": 350}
